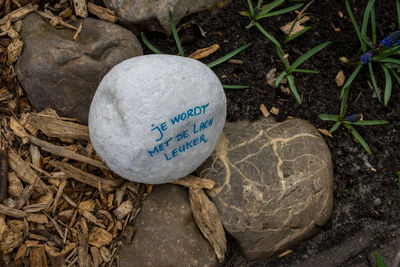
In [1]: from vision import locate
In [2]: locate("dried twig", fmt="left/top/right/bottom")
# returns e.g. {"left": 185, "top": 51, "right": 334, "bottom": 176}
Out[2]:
{"left": 49, "top": 161, "right": 118, "bottom": 192}
{"left": 29, "top": 135, "right": 106, "bottom": 169}
{"left": 87, "top": 2, "right": 118, "bottom": 23}
{"left": 0, "top": 4, "right": 38, "bottom": 25}
{"left": 24, "top": 113, "right": 89, "bottom": 140}
{"left": 172, "top": 175, "right": 216, "bottom": 190}
{"left": 8, "top": 150, "right": 48, "bottom": 194}
{"left": 0, "top": 203, "right": 27, "bottom": 218}
{"left": 35, "top": 10, "right": 77, "bottom": 30}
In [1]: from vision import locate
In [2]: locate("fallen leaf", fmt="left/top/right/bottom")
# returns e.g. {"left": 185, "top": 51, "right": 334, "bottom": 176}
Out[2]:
{"left": 188, "top": 44, "right": 220, "bottom": 60}
{"left": 318, "top": 128, "right": 333, "bottom": 138}
{"left": 335, "top": 71, "right": 345, "bottom": 87}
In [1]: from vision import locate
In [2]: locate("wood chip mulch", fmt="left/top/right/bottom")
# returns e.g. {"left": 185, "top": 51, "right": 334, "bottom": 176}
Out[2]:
{"left": 0, "top": 0, "right": 227, "bottom": 265}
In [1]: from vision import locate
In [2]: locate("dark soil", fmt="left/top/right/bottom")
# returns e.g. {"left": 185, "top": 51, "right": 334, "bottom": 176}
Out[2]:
{"left": 143, "top": 0, "right": 400, "bottom": 266}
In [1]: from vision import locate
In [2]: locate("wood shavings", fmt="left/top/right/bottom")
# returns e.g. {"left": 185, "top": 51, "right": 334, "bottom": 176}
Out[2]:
{"left": 260, "top": 104, "right": 270, "bottom": 118}
{"left": 7, "top": 172, "right": 22, "bottom": 198}
{"left": 270, "top": 107, "right": 279, "bottom": 115}
{"left": 0, "top": 203, "right": 26, "bottom": 218}
{"left": 171, "top": 175, "right": 215, "bottom": 190}
{"left": 49, "top": 161, "right": 118, "bottom": 192}
{"left": 9, "top": 116, "right": 28, "bottom": 144}
{"left": 35, "top": 10, "right": 77, "bottom": 30}
{"left": 188, "top": 44, "right": 220, "bottom": 60}
{"left": 281, "top": 16, "right": 310, "bottom": 35}
{"left": 6, "top": 38, "right": 23, "bottom": 65}
{"left": 113, "top": 200, "right": 133, "bottom": 220}
{"left": 24, "top": 112, "right": 89, "bottom": 140}
{"left": 8, "top": 150, "right": 48, "bottom": 194}
{"left": 88, "top": 226, "right": 113, "bottom": 247}
{"left": 72, "top": 0, "right": 87, "bottom": 18}
{"left": 73, "top": 21, "right": 82, "bottom": 40}
{"left": 189, "top": 187, "right": 226, "bottom": 262}
{"left": 0, "top": 4, "right": 38, "bottom": 25}
{"left": 87, "top": 2, "right": 118, "bottom": 23}
{"left": 29, "top": 135, "right": 106, "bottom": 169}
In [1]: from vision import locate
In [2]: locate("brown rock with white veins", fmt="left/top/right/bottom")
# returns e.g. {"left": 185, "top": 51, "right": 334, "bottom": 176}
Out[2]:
{"left": 198, "top": 117, "right": 333, "bottom": 260}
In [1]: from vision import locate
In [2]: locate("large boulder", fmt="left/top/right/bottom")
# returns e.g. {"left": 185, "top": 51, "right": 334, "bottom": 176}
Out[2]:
{"left": 198, "top": 117, "right": 334, "bottom": 260}
{"left": 103, "top": 0, "right": 230, "bottom": 34}
{"left": 119, "top": 184, "right": 218, "bottom": 267}
{"left": 16, "top": 13, "right": 142, "bottom": 123}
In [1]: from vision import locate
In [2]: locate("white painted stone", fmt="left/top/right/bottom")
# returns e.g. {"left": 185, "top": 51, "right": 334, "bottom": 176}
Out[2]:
{"left": 89, "top": 55, "right": 226, "bottom": 184}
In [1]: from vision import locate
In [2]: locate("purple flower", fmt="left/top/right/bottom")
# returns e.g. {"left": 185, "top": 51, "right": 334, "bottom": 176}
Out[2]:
{"left": 360, "top": 51, "right": 372, "bottom": 64}
{"left": 347, "top": 114, "right": 363, "bottom": 123}
{"left": 381, "top": 31, "right": 400, "bottom": 48}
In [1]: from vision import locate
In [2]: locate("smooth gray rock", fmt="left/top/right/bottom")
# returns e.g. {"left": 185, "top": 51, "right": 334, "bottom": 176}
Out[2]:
{"left": 16, "top": 13, "right": 142, "bottom": 123}
{"left": 198, "top": 117, "right": 334, "bottom": 260}
{"left": 89, "top": 55, "right": 226, "bottom": 184}
{"left": 119, "top": 184, "right": 218, "bottom": 267}
{"left": 103, "top": 0, "right": 230, "bottom": 34}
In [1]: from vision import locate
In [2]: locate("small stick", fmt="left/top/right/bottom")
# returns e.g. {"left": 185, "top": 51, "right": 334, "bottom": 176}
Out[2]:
{"left": 0, "top": 150, "right": 8, "bottom": 201}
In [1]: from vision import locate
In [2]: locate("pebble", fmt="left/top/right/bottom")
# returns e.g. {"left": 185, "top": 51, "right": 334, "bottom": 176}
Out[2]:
{"left": 89, "top": 55, "right": 226, "bottom": 184}
{"left": 373, "top": 198, "right": 381, "bottom": 206}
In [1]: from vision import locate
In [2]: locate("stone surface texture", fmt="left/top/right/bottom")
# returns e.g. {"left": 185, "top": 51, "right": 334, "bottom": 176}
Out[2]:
{"left": 119, "top": 184, "right": 218, "bottom": 267}
{"left": 198, "top": 117, "right": 334, "bottom": 260}
{"left": 103, "top": 0, "right": 230, "bottom": 33}
{"left": 89, "top": 55, "right": 226, "bottom": 184}
{"left": 16, "top": 13, "right": 142, "bottom": 123}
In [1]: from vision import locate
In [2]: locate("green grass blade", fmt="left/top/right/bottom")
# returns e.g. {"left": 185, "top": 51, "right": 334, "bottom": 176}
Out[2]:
{"left": 375, "top": 252, "right": 387, "bottom": 267}
{"left": 255, "top": 22, "right": 281, "bottom": 47}
{"left": 319, "top": 114, "right": 340, "bottom": 121}
{"left": 377, "top": 58, "right": 400, "bottom": 65}
{"left": 329, "top": 121, "right": 342, "bottom": 133}
{"left": 258, "top": 0, "right": 285, "bottom": 17}
{"left": 288, "top": 41, "right": 330, "bottom": 73}
{"left": 247, "top": 0, "right": 254, "bottom": 17}
{"left": 344, "top": 124, "right": 371, "bottom": 154}
{"left": 284, "top": 26, "right": 311, "bottom": 43}
{"left": 292, "top": 68, "right": 319, "bottom": 74}
{"left": 257, "top": 3, "right": 303, "bottom": 19}
{"left": 287, "top": 74, "right": 301, "bottom": 104}
{"left": 361, "top": 0, "right": 376, "bottom": 39}
{"left": 239, "top": 11, "right": 252, "bottom": 19}
{"left": 389, "top": 67, "right": 400, "bottom": 89}
{"left": 340, "top": 64, "right": 363, "bottom": 99}
{"left": 340, "top": 86, "right": 350, "bottom": 119}
{"left": 169, "top": 11, "right": 184, "bottom": 57}
{"left": 257, "top": 0, "right": 263, "bottom": 9}
{"left": 397, "top": 0, "right": 400, "bottom": 30}
{"left": 141, "top": 32, "right": 163, "bottom": 54}
{"left": 275, "top": 71, "right": 287, "bottom": 87}
{"left": 371, "top": 6, "right": 376, "bottom": 44}
{"left": 374, "top": 46, "right": 400, "bottom": 59}
{"left": 345, "top": 0, "right": 366, "bottom": 51}
{"left": 207, "top": 43, "right": 252, "bottom": 68}
{"left": 352, "top": 120, "right": 389, "bottom": 125}
{"left": 222, "top": 85, "right": 250, "bottom": 89}
{"left": 381, "top": 64, "right": 392, "bottom": 105}
{"left": 274, "top": 45, "right": 289, "bottom": 68}
{"left": 367, "top": 63, "right": 381, "bottom": 102}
